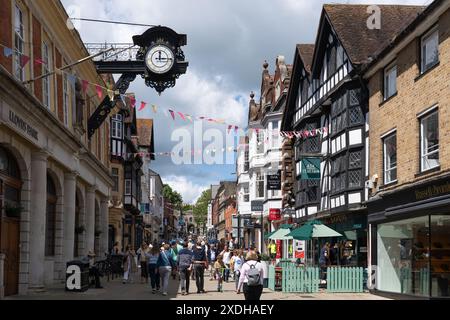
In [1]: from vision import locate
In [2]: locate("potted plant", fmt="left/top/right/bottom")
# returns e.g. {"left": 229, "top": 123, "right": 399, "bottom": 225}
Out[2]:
{"left": 260, "top": 254, "right": 271, "bottom": 288}
{"left": 75, "top": 225, "right": 86, "bottom": 234}
{"left": 4, "top": 203, "right": 22, "bottom": 218}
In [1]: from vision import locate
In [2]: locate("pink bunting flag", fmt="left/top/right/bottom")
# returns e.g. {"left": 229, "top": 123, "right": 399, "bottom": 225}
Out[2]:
{"left": 20, "top": 55, "right": 30, "bottom": 67}
{"left": 235, "top": 126, "right": 239, "bottom": 134}
{"left": 34, "top": 58, "right": 45, "bottom": 65}
{"left": 139, "top": 102, "right": 147, "bottom": 111}
{"left": 129, "top": 96, "right": 136, "bottom": 108}
{"left": 81, "top": 80, "right": 89, "bottom": 94}
{"left": 178, "top": 112, "right": 186, "bottom": 121}
{"left": 95, "top": 85, "right": 103, "bottom": 99}
{"left": 227, "top": 125, "right": 233, "bottom": 134}
{"left": 169, "top": 110, "right": 176, "bottom": 120}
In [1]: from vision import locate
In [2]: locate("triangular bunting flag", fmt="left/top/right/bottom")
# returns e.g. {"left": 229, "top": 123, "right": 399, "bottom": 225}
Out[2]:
{"left": 152, "top": 105, "right": 157, "bottom": 113}
{"left": 186, "top": 115, "right": 192, "bottom": 122}
{"left": 234, "top": 126, "right": 239, "bottom": 134}
{"left": 227, "top": 125, "right": 232, "bottom": 134}
{"left": 20, "top": 55, "right": 30, "bottom": 68}
{"left": 178, "top": 112, "right": 186, "bottom": 121}
{"left": 3, "top": 47, "right": 13, "bottom": 58}
{"left": 108, "top": 90, "right": 115, "bottom": 101}
{"left": 139, "top": 102, "right": 147, "bottom": 111}
{"left": 129, "top": 96, "right": 136, "bottom": 108}
{"left": 34, "top": 58, "right": 45, "bottom": 65}
{"left": 95, "top": 85, "right": 103, "bottom": 99}
{"left": 169, "top": 110, "right": 176, "bottom": 120}
{"left": 67, "top": 74, "right": 76, "bottom": 86}
{"left": 82, "top": 80, "right": 89, "bottom": 94}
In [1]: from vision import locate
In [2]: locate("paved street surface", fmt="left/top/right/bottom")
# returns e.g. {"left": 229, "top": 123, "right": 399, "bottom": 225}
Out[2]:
{"left": 5, "top": 271, "right": 389, "bottom": 300}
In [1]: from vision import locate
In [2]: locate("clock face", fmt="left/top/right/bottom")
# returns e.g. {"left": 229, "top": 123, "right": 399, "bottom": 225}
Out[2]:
{"left": 145, "top": 45, "right": 175, "bottom": 74}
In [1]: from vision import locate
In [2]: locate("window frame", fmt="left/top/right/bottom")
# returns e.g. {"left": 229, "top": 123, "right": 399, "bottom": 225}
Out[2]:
{"left": 382, "top": 131, "right": 397, "bottom": 185}
{"left": 383, "top": 62, "right": 397, "bottom": 100}
{"left": 125, "top": 179, "right": 132, "bottom": 195}
{"left": 420, "top": 108, "right": 439, "bottom": 172}
{"left": 256, "top": 130, "right": 264, "bottom": 154}
{"left": 111, "top": 114, "right": 123, "bottom": 139}
{"left": 13, "top": 4, "right": 25, "bottom": 81}
{"left": 63, "top": 72, "right": 69, "bottom": 126}
{"left": 421, "top": 26, "right": 439, "bottom": 74}
{"left": 255, "top": 172, "right": 265, "bottom": 199}
{"left": 42, "top": 41, "right": 52, "bottom": 109}
{"left": 111, "top": 168, "right": 119, "bottom": 192}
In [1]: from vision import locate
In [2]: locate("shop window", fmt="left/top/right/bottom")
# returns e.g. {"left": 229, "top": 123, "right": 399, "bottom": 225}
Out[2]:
{"left": 420, "top": 109, "right": 439, "bottom": 172}
{"left": 421, "top": 27, "right": 439, "bottom": 74}
{"left": 383, "top": 133, "right": 397, "bottom": 184}
{"left": 430, "top": 215, "right": 450, "bottom": 298}
{"left": 377, "top": 216, "right": 430, "bottom": 296}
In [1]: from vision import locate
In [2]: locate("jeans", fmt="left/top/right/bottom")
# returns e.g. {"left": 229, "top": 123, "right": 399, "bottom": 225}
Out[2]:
{"left": 243, "top": 283, "right": 263, "bottom": 301}
{"left": 159, "top": 266, "right": 172, "bottom": 294}
{"left": 89, "top": 267, "right": 101, "bottom": 288}
{"left": 223, "top": 265, "right": 230, "bottom": 282}
{"left": 235, "top": 271, "right": 240, "bottom": 290}
{"left": 148, "top": 264, "right": 160, "bottom": 290}
{"left": 194, "top": 264, "right": 205, "bottom": 292}
{"left": 179, "top": 268, "right": 191, "bottom": 293}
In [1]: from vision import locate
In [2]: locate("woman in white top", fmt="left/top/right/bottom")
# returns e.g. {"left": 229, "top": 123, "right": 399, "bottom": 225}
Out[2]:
{"left": 236, "top": 251, "right": 264, "bottom": 300}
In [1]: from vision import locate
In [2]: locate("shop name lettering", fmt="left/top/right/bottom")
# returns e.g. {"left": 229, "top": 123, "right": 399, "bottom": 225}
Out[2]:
{"left": 9, "top": 111, "right": 38, "bottom": 141}
{"left": 306, "top": 163, "right": 319, "bottom": 173}
{"left": 415, "top": 182, "right": 450, "bottom": 201}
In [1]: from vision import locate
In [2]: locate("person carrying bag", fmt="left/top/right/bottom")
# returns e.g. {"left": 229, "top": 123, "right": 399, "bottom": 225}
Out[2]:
{"left": 236, "top": 251, "right": 264, "bottom": 301}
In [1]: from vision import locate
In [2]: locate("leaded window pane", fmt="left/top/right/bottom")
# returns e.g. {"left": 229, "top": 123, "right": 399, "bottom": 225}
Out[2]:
{"left": 349, "top": 89, "right": 360, "bottom": 106}
{"left": 348, "top": 170, "right": 362, "bottom": 188}
{"left": 349, "top": 106, "right": 364, "bottom": 125}
{"left": 349, "top": 151, "right": 362, "bottom": 169}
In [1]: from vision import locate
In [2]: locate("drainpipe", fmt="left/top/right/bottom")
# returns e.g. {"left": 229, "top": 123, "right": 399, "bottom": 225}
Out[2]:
{"left": 0, "top": 253, "right": 5, "bottom": 299}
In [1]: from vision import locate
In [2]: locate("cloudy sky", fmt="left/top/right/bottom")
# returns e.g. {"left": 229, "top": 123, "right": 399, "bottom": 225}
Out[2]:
{"left": 61, "top": 0, "right": 430, "bottom": 203}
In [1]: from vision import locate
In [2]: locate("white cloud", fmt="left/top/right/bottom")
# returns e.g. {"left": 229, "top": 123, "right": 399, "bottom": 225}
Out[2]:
{"left": 162, "top": 175, "right": 208, "bottom": 205}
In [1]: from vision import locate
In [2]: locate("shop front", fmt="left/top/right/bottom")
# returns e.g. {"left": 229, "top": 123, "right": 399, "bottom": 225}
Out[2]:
{"left": 317, "top": 211, "right": 368, "bottom": 267}
{"left": 368, "top": 176, "right": 450, "bottom": 299}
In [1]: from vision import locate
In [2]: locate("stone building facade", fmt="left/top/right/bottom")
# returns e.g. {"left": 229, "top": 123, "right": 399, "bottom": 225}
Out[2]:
{"left": 0, "top": 0, "right": 112, "bottom": 297}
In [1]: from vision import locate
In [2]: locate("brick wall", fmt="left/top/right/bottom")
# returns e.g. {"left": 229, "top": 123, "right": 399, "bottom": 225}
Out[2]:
{"left": 0, "top": 0, "right": 13, "bottom": 73}
{"left": 368, "top": 8, "right": 450, "bottom": 192}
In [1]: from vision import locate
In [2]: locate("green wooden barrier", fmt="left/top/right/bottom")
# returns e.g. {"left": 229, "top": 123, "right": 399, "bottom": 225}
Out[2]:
{"left": 268, "top": 265, "right": 276, "bottom": 291}
{"left": 327, "top": 267, "right": 364, "bottom": 293}
{"left": 281, "top": 266, "right": 319, "bottom": 293}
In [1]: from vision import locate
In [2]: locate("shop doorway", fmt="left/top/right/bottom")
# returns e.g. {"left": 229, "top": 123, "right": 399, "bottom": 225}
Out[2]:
{"left": 0, "top": 147, "right": 22, "bottom": 296}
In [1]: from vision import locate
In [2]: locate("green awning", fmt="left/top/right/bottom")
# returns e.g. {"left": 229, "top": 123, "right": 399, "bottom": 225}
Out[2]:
{"left": 288, "top": 221, "right": 342, "bottom": 240}
{"left": 280, "top": 224, "right": 294, "bottom": 229}
{"left": 269, "top": 228, "right": 293, "bottom": 241}
{"left": 264, "top": 231, "right": 275, "bottom": 240}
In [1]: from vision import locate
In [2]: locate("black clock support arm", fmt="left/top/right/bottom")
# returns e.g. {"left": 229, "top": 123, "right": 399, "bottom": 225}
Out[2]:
{"left": 87, "top": 73, "right": 137, "bottom": 139}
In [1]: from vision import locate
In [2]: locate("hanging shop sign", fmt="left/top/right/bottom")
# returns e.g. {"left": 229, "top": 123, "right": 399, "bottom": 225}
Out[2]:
{"left": 301, "top": 158, "right": 321, "bottom": 180}
{"left": 267, "top": 170, "right": 281, "bottom": 190}
{"left": 251, "top": 201, "right": 264, "bottom": 212}
{"left": 276, "top": 240, "right": 282, "bottom": 259}
{"left": 268, "top": 209, "right": 281, "bottom": 221}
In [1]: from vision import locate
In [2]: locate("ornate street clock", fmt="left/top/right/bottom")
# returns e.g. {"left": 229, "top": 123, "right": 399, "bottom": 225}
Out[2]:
{"left": 87, "top": 26, "right": 188, "bottom": 139}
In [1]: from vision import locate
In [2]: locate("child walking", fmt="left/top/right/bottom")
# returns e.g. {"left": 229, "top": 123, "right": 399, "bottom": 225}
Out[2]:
{"left": 214, "top": 255, "right": 225, "bottom": 292}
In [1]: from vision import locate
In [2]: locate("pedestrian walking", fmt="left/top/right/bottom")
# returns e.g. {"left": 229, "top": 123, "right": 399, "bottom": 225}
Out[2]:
{"left": 137, "top": 242, "right": 149, "bottom": 284}
{"left": 178, "top": 241, "right": 194, "bottom": 296}
{"left": 122, "top": 246, "right": 137, "bottom": 284}
{"left": 170, "top": 240, "right": 180, "bottom": 280}
{"left": 157, "top": 244, "right": 175, "bottom": 296}
{"left": 208, "top": 245, "right": 218, "bottom": 280}
{"left": 214, "top": 255, "right": 225, "bottom": 292}
{"left": 237, "top": 251, "right": 264, "bottom": 301}
{"left": 319, "top": 242, "right": 331, "bottom": 282}
{"left": 146, "top": 245, "right": 161, "bottom": 294}
{"left": 220, "top": 246, "right": 231, "bottom": 282}
{"left": 233, "top": 250, "right": 243, "bottom": 290}
{"left": 193, "top": 241, "right": 208, "bottom": 293}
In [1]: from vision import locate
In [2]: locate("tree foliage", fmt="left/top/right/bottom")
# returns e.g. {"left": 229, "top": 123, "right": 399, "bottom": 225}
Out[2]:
{"left": 193, "top": 189, "right": 211, "bottom": 226}
{"left": 162, "top": 184, "right": 183, "bottom": 208}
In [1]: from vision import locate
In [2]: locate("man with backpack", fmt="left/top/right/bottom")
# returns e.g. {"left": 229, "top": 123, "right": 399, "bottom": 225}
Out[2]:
{"left": 236, "top": 251, "right": 264, "bottom": 301}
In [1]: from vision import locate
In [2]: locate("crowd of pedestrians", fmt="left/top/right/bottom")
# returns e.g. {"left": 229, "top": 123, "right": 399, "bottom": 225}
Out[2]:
{"left": 111, "top": 237, "right": 265, "bottom": 300}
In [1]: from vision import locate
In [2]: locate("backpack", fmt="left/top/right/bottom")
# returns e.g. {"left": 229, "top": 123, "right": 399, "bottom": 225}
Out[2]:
{"left": 246, "top": 262, "right": 261, "bottom": 286}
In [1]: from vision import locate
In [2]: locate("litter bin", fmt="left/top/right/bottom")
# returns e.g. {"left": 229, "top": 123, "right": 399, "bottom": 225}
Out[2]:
{"left": 66, "top": 260, "right": 90, "bottom": 292}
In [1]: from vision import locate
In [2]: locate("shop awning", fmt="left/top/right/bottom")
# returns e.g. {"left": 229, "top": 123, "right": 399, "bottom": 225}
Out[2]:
{"left": 269, "top": 228, "right": 293, "bottom": 241}
{"left": 264, "top": 231, "right": 275, "bottom": 240}
{"left": 280, "top": 224, "right": 294, "bottom": 229}
{"left": 288, "top": 221, "right": 343, "bottom": 240}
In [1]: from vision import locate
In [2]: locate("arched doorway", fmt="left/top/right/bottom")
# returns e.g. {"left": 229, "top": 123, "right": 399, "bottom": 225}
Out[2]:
{"left": 0, "top": 147, "right": 22, "bottom": 296}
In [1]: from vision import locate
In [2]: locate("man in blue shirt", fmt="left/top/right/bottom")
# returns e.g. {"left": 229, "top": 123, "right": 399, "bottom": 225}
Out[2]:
{"left": 178, "top": 242, "right": 194, "bottom": 295}
{"left": 192, "top": 241, "right": 208, "bottom": 293}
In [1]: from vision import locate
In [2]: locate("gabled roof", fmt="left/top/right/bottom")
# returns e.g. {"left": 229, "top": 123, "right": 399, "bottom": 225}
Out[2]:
{"left": 323, "top": 4, "right": 425, "bottom": 65}
{"left": 136, "top": 118, "right": 155, "bottom": 158}
{"left": 297, "top": 44, "right": 315, "bottom": 73}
